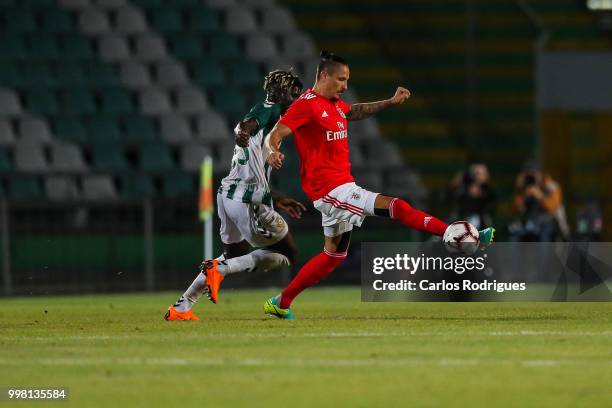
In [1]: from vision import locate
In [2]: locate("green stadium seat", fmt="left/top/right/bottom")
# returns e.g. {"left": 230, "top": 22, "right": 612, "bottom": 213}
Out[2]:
{"left": 123, "top": 115, "right": 158, "bottom": 144}
{"left": 26, "top": 89, "right": 59, "bottom": 115}
{"left": 42, "top": 10, "right": 74, "bottom": 33}
{"left": 188, "top": 10, "right": 220, "bottom": 32}
{"left": 131, "top": 0, "right": 163, "bottom": 7}
{"left": 169, "top": 35, "right": 202, "bottom": 59}
{"left": 211, "top": 88, "right": 246, "bottom": 116}
{"left": 92, "top": 145, "right": 128, "bottom": 171}
{"left": 5, "top": 11, "right": 37, "bottom": 33}
{"left": 120, "top": 174, "right": 155, "bottom": 198}
{"left": 88, "top": 117, "right": 121, "bottom": 144}
{"left": 60, "top": 36, "right": 94, "bottom": 59}
{"left": 151, "top": 9, "right": 182, "bottom": 32}
{"left": 9, "top": 175, "right": 42, "bottom": 200}
{"left": 191, "top": 60, "right": 226, "bottom": 87}
{"left": 140, "top": 144, "right": 175, "bottom": 172}
{"left": 0, "top": 148, "right": 12, "bottom": 172}
{"left": 228, "top": 62, "right": 260, "bottom": 87}
{"left": 83, "top": 63, "right": 118, "bottom": 85}
{"left": 171, "top": 0, "right": 199, "bottom": 7}
{"left": 60, "top": 89, "right": 96, "bottom": 115}
{"left": 0, "top": 62, "right": 21, "bottom": 86}
{"left": 23, "top": 64, "right": 56, "bottom": 87}
{"left": 209, "top": 34, "right": 241, "bottom": 59}
{"left": 100, "top": 88, "right": 134, "bottom": 114}
{"left": 55, "top": 64, "right": 86, "bottom": 86}
{"left": 0, "top": 37, "right": 27, "bottom": 60}
{"left": 161, "top": 172, "right": 194, "bottom": 197}
{"left": 22, "top": 0, "right": 55, "bottom": 5}
{"left": 53, "top": 116, "right": 89, "bottom": 144}
{"left": 27, "top": 35, "right": 59, "bottom": 59}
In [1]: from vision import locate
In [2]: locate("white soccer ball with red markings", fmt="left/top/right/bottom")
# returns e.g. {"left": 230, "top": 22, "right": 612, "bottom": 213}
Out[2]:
{"left": 443, "top": 221, "right": 480, "bottom": 255}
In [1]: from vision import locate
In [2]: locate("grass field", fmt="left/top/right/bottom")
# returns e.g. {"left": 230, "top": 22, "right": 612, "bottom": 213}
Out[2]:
{"left": 1, "top": 287, "right": 612, "bottom": 407}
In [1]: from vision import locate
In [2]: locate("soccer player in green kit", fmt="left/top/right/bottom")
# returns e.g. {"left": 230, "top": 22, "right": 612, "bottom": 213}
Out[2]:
{"left": 166, "top": 70, "right": 306, "bottom": 320}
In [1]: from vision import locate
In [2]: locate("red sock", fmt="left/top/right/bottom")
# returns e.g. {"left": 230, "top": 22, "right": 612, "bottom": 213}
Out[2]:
{"left": 389, "top": 198, "right": 448, "bottom": 236}
{"left": 280, "top": 249, "right": 347, "bottom": 308}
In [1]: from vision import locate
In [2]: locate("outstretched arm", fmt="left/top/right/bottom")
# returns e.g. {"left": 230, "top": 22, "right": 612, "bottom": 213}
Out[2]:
{"left": 234, "top": 119, "right": 259, "bottom": 147}
{"left": 346, "top": 87, "right": 411, "bottom": 121}
{"left": 264, "top": 122, "right": 292, "bottom": 170}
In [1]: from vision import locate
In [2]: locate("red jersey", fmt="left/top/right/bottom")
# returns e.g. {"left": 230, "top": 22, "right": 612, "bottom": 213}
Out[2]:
{"left": 279, "top": 89, "right": 354, "bottom": 201}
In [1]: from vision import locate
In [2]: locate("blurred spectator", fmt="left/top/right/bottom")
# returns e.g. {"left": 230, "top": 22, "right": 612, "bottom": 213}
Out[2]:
{"left": 575, "top": 201, "right": 602, "bottom": 241}
{"left": 447, "top": 163, "right": 496, "bottom": 229}
{"left": 509, "top": 164, "right": 570, "bottom": 241}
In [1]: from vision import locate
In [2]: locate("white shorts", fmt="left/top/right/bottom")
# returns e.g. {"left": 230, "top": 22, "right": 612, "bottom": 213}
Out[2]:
{"left": 313, "top": 182, "right": 378, "bottom": 237}
{"left": 217, "top": 194, "right": 289, "bottom": 247}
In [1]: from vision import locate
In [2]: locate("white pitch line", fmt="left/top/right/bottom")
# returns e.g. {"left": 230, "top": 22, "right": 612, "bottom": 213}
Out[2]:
{"left": 3, "top": 331, "right": 611, "bottom": 342}
{"left": 0, "top": 357, "right": 610, "bottom": 368}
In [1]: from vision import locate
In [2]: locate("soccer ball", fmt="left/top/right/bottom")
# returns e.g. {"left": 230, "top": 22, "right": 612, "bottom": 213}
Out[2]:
{"left": 443, "top": 221, "right": 480, "bottom": 255}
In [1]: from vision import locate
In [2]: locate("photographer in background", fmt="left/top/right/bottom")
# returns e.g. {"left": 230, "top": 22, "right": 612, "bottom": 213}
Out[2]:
{"left": 447, "top": 163, "right": 496, "bottom": 230}
{"left": 509, "top": 164, "right": 570, "bottom": 241}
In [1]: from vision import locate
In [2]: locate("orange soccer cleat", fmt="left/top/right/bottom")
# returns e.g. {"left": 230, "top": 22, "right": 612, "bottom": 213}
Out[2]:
{"left": 164, "top": 305, "right": 200, "bottom": 321}
{"left": 203, "top": 259, "right": 224, "bottom": 304}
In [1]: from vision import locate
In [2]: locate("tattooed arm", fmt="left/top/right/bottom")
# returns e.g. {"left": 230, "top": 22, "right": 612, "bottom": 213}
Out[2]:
{"left": 346, "top": 87, "right": 411, "bottom": 121}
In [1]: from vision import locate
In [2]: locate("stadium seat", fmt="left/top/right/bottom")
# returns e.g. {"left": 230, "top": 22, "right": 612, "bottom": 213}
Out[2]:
{"left": 282, "top": 33, "right": 316, "bottom": 60}
{"left": 82, "top": 175, "right": 118, "bottom": 200}
{"left": 208, "top": 34, "right": 241, "bottom": 59}
{"left": 0, "top": 89, "right": 22, "bottom": 116}
{"left": 228, "top": 62, "right": 261, "bottom": 87}
{"left": 96, "top": 0, "right": 128, "bottom": 8}
{"left": 349, "top": 145, "right": 366, "bottom": 167}
{"left": 18, "top": 117, "right": 53, "bottom": 144}
{"left": 60, "top": 36, "right": 95, "bottom": 59}
{"left": 194, "top": 111, "right": 231, "bottom": 142}
{"left": 83, "top": 62, "right": 118, "bottom": 86}
{"left": 242, "top": 0, "right": 274, "bottom": 6}
{"left": 351, "top": 168, "right": 383, "bottom": 192}
{"left": 120, "top": 62, "right": 152, "bottom": 89}
{"left": 191, "top": 60, "right": 226, "bottom": 87}
{"left": 123, "top": 115, "right": 158, "bottom": 144}
{"left": 59, "top": 0, "right": 91, "bottom": 8}
{"left": 245, "top": 34, "right": 278, "bottom": 61}
{"left": 214, "top": 142, "right": 234, "bottom": 172}
{"left": 49, "top": 143, "right": 88, "bottom": 172}
{"left": 0, "top": 120, "right": 16, "bottom": 145}
{"left": 9, "top": 175, "right": 43, "bottom": 199}
{"left": 0, "top": 37, "right": 27, "bottom": 61}
{"left": 138, "top": 88, "right": 171, "bottom": 115}
{"left": 22, "top": 64, "right": 56, "bottom": 88}
{"left": 26, "top": 90, "right": 59, "bottom": 116}
{"left": 350, "top": 118, "right": 381, "bottom": 140}
{"left": 134, "top": 34, "right": 167, "bottom": 61}
{"left": 0, "top": 62, "right": 21, "bottom": 87}
{"left": 210, "top": 88, "right": 245, "bottom": 117}
{"left": 45, "top": 176, "right": 80, "bottom": 201}
{"left": 78, "top": 9, "right": 111, "bottom": 34}
{"left": 205, "top": 0, "right": 237, "bottom": 9}
{"left": 14, "top": 141, "right": 48, "bottom": 172}
{"left": 160, "top": 114, "right": 192, "bottom": 144}
{"left": 99, "top": 35, "right": 130, "bottom": 61}
{"left": 225, "top": 8, "right": 257, "bottom": 34}
{"left": 169, "top": 35, "right": 203, "bottom": 59}
{"left": 361, "top": 140, "right": 403, "bottom": 169}
{"left": 42, "top": 10, "right": 75, "bottom": 33}
{"left": 385, "top": 169, "right": 428, "bottom": 202}
{"left": 0, "top": 148, "right": 12, "bottom": 171}
{"left": 60, "top": 89, "right": 97, "bottom": 115}
{"left": 150, "top": 9, "right": 182, "bottom": 32}
{"left": 100, "top": 87, "right": 135, "bottom": 114}
{"left": 4, "top": 10, "right": 37, "bottom": 33}
{"left": 88, "top": 117, "right": 122, "bottom": 144}
{"left": 140, "top": 144, "right": 175, "bottom": 172}
{"left": 92, "top": 145, "right": 128, "bottom": 171}
{"left": 161, "top": 172, "right": 194, "bottom": 197}
{"left": 53, "top": 116, "right": 89, "bottom": 144}
{"left": 187, "top": 9, "right": 221, "bottom": 32}
{"left": 56, "top": 64, "right": 86, "bottom": 87}
{"left": 120, "top": 174, "right": 155, "bottom": 198}
{"left": 155, "top": 60, "right": 188, "bottom": 88}
{"left": 115, "top": 7, "right": 148, "bottom": 34}
{"left": 180, "top": 143, "right": 211, "bottom": 172}
{"left": 174, "top": 87, "right": 208, "bottom": 114}
{"left": 261, "top": 7, "right": 295, "bottom": 34}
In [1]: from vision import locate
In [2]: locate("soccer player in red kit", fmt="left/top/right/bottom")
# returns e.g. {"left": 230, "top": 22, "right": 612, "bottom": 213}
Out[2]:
{"left": 262, "top": 51, "right": 495, "bottom": 319}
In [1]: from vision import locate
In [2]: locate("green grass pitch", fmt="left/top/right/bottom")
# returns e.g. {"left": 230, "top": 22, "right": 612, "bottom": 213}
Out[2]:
{"left": 1, "top": 287, "right": 612, "bottom": 407}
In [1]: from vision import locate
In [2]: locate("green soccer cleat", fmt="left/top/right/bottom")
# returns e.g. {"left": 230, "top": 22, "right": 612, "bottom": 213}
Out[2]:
{"left": 478, "top": 227, "right": 496, "bottom": 250}
{"left": 263, "top": 295, "right": 295, "bottom": 320}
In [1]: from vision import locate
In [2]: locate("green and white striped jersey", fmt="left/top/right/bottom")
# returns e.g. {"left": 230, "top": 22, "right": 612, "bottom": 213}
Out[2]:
{"left": 218, "top": 100, "right": 282, "bottom": 206}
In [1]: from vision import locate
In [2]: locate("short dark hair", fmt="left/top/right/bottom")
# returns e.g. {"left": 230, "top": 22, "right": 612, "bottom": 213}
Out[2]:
{"left": 316, "top": 50, "right": 348, "bottom": 79}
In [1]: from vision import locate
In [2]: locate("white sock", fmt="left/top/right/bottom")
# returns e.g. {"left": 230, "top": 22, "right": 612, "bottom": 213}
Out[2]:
{"left": 173, "top": 254, "right": 226, "bottom": 312}
{"left": 218, "top": 249, "right": 290, "bottom": 276}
